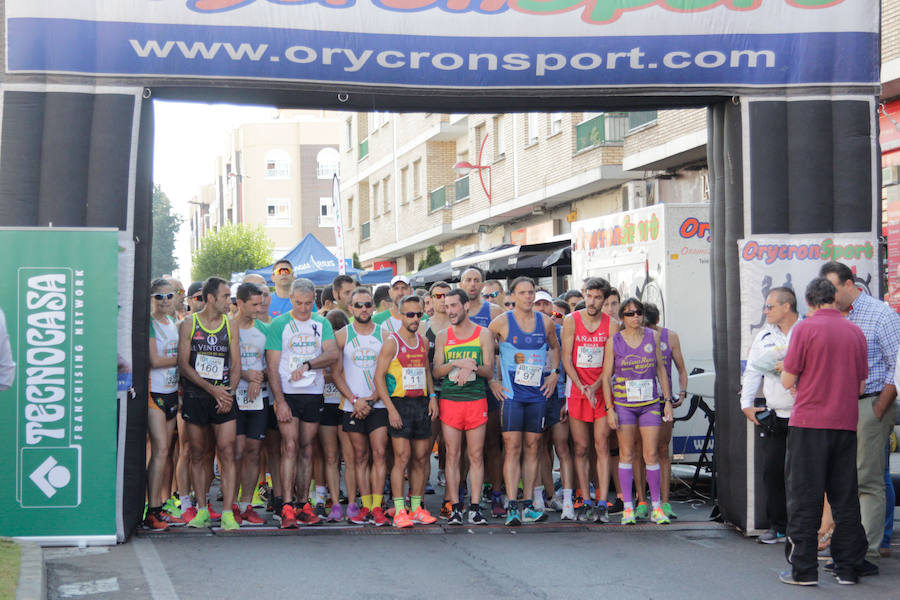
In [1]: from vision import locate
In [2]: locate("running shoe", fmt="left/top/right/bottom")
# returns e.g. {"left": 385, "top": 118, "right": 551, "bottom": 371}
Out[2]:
{"left": 350, "top": 507, "right": 370, "bottom": 525}
{"left": 621, "top": 508, "right": 636, "bottom": 525}
{"left": 410, "top": 507, "right": 437, "bottom": 524}
{"left": 393, "top": 508, "right": 414, "bottom": 528}
{"left": 505, "top": 507, "right": 522, "bottom": 527}
{"left": 758, "top": 529, "right": 785, "bottom": 544}
{"left": 298, "top": 503, "right": 322, "bottom": 525}
{"left": 581, "top": 504, "right": 596, "bottom": 523}
{"left": 280, "top": 504, "right": 298, "bottom": 529}
{"left": 593, "top": 503, "right": 610, "bottom": 524}
{"left": 491, "top": 493, "right": 506, "bottom": 519}
{"left": 573, "top": 494, "right": 585, "bottom": 510}
{"left": 439, "top": 501, "right": 453, "bottom": 520}
{"left": 221, "top": 511, "right": 241, "bottom": 530}
{"left": 180, "top": 506, "right": 198, "bottom": 524}
{"left": 327, "top": 503, "right": 343, "bottom": 522}
{"left": 448, "top": 507, "right": 464, "bottom": 525}
{"left": 635, "top": 502, "right": 650, "bottom": 520}
{"left": 468, "top": 507, "right": 488, "bottom": 526}
{"left": 187, "top": 507, "right": 211, "bottom": 528}
{"left": 163, "top": 497, "right": 182, "bottom": 518}
{"left": 346, "top": 502, "right": 360, "bottom": 522}
{"left": 778, "top": 571, "right": 817, "bottom": 586}
{"left": 661, "top": 502, "right": 678, "bottom": 519}
{"left": 371, "top": 506, "right": 389, "bottom": 527}
{"left": 523, "top": 506, "right": 547, "bottom": 523}
{"left": 207, "top": 505, "right": 222, "bottom": 521}
{"left": 651, "top": 507, "right": 670, "bottom": 525}
{"left": 143, "top": 511, "right": 171, "bottom": 531}
{"left": 251, "top": 484, "right": 265, "bottom": 509}
{"left": 230, "top": 504, "right": 244, "bottom": 525}
{"left": 608, "top": 498, "right": 625, "bottom": 515}
{"left": 158, "top": 510, "right": 185, "bottom": 527}
{"left": 240, "top": 506, "right": 265, "bottom": 525}
{"left": 548, "top": 494, "right": 563, "bottom": 513}
{"left": 560, "top": 502, "right": 576, "bottom": 521}
{"left": 437, "top": 469, "right": 446, "bottom": 487}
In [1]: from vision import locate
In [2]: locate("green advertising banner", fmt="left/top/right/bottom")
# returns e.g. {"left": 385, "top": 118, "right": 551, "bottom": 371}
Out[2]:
{"left": 0, "top": 228, "right": 118, "bottom": 542}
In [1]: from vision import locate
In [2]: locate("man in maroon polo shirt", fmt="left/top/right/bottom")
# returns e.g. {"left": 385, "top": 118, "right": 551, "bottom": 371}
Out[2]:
{"left": 779, "top": 277, "right": 871, "bottom": 586}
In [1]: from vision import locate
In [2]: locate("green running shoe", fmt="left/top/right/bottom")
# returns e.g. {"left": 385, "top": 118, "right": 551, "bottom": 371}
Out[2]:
{"left": 651, "top": 507, "right": 670, "bottom": 525}
{"left": 505, "top": 508, "right": 522, "bottom": 526}
{"left": 661, "top": 502, "right": 678, "bottom": 519}
{"left": 187, "top": 507, "right": 211, "bottom": 528}
{"left": 220, "top": 510, "right": 241, "bottom": 530}
{"left": 635, "top": 502, "right": 650, "bottom": 519}
{"left": 621, "top": 507, "right": 636, "bottom": 525}
{"left": 163, "top": 497, "right": 182, "bottom": 518}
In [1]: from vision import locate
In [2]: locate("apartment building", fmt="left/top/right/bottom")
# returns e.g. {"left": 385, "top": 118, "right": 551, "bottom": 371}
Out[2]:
{"left": 190, "top": 109, "right": 342, "bottom": 259}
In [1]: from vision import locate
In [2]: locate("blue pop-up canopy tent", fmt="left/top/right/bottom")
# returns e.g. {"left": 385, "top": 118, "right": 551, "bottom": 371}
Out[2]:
{"left": 247, "top": 233, "right": 361, "bottom": 285}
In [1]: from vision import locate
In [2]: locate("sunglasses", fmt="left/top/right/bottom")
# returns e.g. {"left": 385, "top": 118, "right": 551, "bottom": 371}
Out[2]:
{"left": 622, "top": 310, "right": 643, "bottom": 317}
{"left": 274, "top": 267, "right": 293, "bottom": 275}
{"left": 764, "top": 303, "right": 782, "bottom": 311}
{"left": 353, "top": 301, "right": 374, "bottom": 309}
{"left": 403, "top": 311, "right": 424, "bottom": 319}
{"left": 151, "top": 293, "right": 174, "bottom": 300}
{"left": 482, "top": 291, "right": 499, "bottom": 299}
{"left": 504, "top": 302, "right": 515, "bottom": 307}
{"left": 192, "top": 294, "right": 204, "bottom": 302}
{"left": 173, "top": 289, "right": 185, "bottom": 295}
{"left": 431, "top": 292, "right": 447, "bottom": 299}
{"left": 551, "top": 311, "right": 565, "bottom": 319}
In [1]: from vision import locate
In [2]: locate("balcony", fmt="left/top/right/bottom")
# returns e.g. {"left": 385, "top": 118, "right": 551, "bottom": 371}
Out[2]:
{"left": 359, "top": 138, "right": 369, "bottom": 160}
{"left": 361, "top": 221, "right": 370, "bottom": 241}
{"left": 429, "top": 186, "right": 447, "bottom": 212}
{"left": 454, "top": 175, "right": 469, "bottom": 202}
{"left": 575, "top": 113, "right": 628, "bottom": 152}
{"left": 628, "top": 111, "right": 658, "bottom": 132}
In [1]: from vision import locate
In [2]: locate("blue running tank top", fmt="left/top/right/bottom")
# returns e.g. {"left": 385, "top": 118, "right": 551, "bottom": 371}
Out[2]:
{"left": 498, "top": 311, "right": 548, "bottom": 403}
{"left": 470, "top": 300, "right": 493, "bottom": 328}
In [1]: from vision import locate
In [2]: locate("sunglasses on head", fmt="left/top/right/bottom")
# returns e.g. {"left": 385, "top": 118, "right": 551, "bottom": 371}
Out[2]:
{"left": 482, "top": 291, "right": 499, "bottom": 299}
{"left": 622, "top": 310, "right": 644, "bottom": 317}
{"left": 353, "top": 301, "right": 374, "bottom": 309}
{"left": 151, "top": 293, "right": 174, "bottom": 301}
{"left": 403, "top": 311, "right": 423, "bottom": 319}
{"left": 504, "top": 301, "right": 515, "bottom": 307}
{"left": 275, "top": 267, "right": 293, "bottom": 275}
{"left": 551, "top": 311, "right": 564, "bottom": 319}
{"left": 431, "top": 292, "right": 447, "bottom": 299}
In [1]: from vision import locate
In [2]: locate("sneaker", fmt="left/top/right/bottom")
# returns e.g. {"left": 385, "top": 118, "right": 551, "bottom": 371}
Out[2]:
{"left": 468, "top": 507, "right": 488, "bottom": 525}
{"left": 581, "top": 504, "right": 596, "bottom": 523}
{"left": 661, "top": 502, "right": 678, "bottom": 519}
{"left": 327, "top": 504, "right": 343, "bottom": 522}
{"left": 157, "top": 510, "right": 185, "bottom": 527}
{"left": 448, "top": 507, "right": 464, "bottom": 525}
{"left": 180, "top": 506, "right": 198, "bottom": 524}
{"left": 523, "top": 506, "right": 547, "bottom": 523}
{"left": 621, "top": 508, "right": 636, "bottom": 525}
{"left": 393, "top": 508, "right": 414, "bottom": 528}
{"left": 824, "top": 560, "right": 878, "bottom": 577}
{"left": 593, "top": 503, "right": 610, "bottom": 524}
{"left": 425, "top": 483, "right": 436, "bottom": 495}
{"left": 505, "top": 508, "right": 522, "bottom": 526}
{"left": 573, "top": 494, "right": 585, "bottom": 510}
{"left": 834, "top": 573, "right": 858, "bottom": 585}
{"left": 187, "top": 507, "right": 211, "bottom": 528}
{"left": 240, "top": 506, "right": 265, "bottom": 525}
{"left": 280, "top": 504, "right": 298, "bottom": 529}
{"left": 143, "top": 512, "right": 171, "bottom": 531}
{"left": 163, "top": 497, "right": 182, "bottom": 518}
{"left": 371, "top": 506, "right": 389, "bottom": 527}
{"left": 349, "top": 507, "right": 370, "bottom": 525}
{"left": 346, "top": 502, "right": 360, "bottom": 521}
{"left": 758, "top": 529, "right": 786, "bottom": 544}
{"left": 251, "top": 485, "right": 265, "bottom": 508}
{"left": 491, "top": 493, "right": 506, "bottom": 519}
{"left": 315, "top": 502, "right": 327, "bottom": 520}
{"left": 560, "top": 502, "right": 576, "bottom": 521}
{"left": 440, "top": 501, "right": 453, "bottom": 520}
{"left": 608, "top": 498, "right": 625, "bottom": 515}
{"left": 635, "top": 502, "right": 650, "bottom": 519}
{"left": 778, "top": 571, "right": 817, "bottom": 586}
{"left": 437, "top": 469, "right": 446, "bottom": 487}
{"left": 651, "top": 507, "right": 670, "bottom": 525}
{"left": 548, "top": 496, "right": 563, "bottom": 513}
{"left": 298, "top": 503, "right": 322, "bottom": 526}
{"left": 271, "top": 496, "right": 284, "bottom": 518}
{"left": 576, "top": 504, "right": 590, "bottom": 522}
{"left": 411, "top": 507, "right": 437, "bottom": 524}
{"left": 230, "top": 504, "right": 244, "bottom": 525}
{"left": 207, "top": 505, "right": 221, "bottom": 521}
{"left": 221, "top": 511, "right": 240, "bottom": 530}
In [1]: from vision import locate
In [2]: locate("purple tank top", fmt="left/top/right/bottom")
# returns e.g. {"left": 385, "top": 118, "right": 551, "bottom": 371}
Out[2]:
{"left": 659, "top": 327, "right": 673, "bottom": 384}
{"left": 612, "top": 327, "right": 659, "bottom": 405}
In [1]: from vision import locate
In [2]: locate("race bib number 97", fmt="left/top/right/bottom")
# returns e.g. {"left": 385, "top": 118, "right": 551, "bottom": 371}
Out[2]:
{"left": 514, "top": 363, "right": 542, "bottom": 387}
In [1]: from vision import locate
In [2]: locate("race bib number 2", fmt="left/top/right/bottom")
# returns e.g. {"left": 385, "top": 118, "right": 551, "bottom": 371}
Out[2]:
{"left": 402, "top": 367, "right": 426, "bottom": 391}
{"left": 514, "top": 363, "right": 542, "bottom": 387}
{"left": 626, "top": 379, "right": 653, "bottom": 403}
{"left": 196, "top": 354, "right": 224, "bottom": 380}
{"left": 576, "top": 345, "right": 604, "bottom": 369}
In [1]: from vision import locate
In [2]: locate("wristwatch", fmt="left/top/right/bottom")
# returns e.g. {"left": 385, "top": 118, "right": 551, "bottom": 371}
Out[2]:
{"left": 303, "top": 360, "right": 312, "bottom": 370}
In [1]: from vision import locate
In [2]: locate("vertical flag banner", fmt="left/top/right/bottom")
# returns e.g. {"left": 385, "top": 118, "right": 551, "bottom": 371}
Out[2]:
{"left": 333, "top": 174, "right": 346, "bottom": 275}
{"left": 0, "top": 228, "right": 119, "bottom": 542}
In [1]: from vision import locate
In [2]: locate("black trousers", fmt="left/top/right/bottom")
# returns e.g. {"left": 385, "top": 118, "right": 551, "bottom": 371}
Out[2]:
{"left": 785, "top": 427, "right": 868, "bottom": 582}
{"left": 759, "top": 416, "right": 789, "bottom": 533}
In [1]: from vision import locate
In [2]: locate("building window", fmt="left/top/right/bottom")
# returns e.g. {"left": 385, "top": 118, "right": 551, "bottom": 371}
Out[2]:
{"left": 493, "top": 115, "right": 505, "bottom": 158}
{"left": 383, "top": 175, "right": 392, "bottom": 213}
{"left": 319, "top": 197, "right": 334, "bottom": 227}
{"left": 316, "top": 147, "right": 340, "bottom": 179}
{"left": 266, "top": 198, "right": 291, "bottom": 226}
{"left": 400, "top": 167, "right": 409, "bottom": 204}
{"left": 526, "top": 113, "right": 539, "bottom": 145}
{"left": 412, "top": 159, "right": 422, "bottom": 199}
{"left": 264, "top": 150, "right": 290, "bottom": 178}
{"left": 549, "top": 113, "right": 563, "bottom": 135}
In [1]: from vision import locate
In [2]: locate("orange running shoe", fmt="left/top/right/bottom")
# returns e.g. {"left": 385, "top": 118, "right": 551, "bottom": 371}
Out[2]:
{"left": 143, "top": 511, "right": 171, "bottom": 531}
{"left": 439, "top": 501, "right": 452, "bottom": 520}
{"left": 372, "top": 507, "right": 389, "bottom": 527}
{"left": 573, "top": 492, "right": 584, "bottom": 510}
{"left": 280, "top": 504, "right": 298, "bottom": 529}
{"left": 241, "top": 506, "right": 266, "bottom": 525}
{"left": 410, "top": 507, "right": 437, "bottom": 525}
{"left": 393, "top": 508, "right": 414, "bottom": 528}
{"left": 158, "top": 510, "right": 185, "bottom": 527}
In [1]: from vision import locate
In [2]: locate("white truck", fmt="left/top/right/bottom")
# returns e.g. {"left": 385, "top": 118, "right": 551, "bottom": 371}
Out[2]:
{"left": 571, "top": 203, "right": 714, "bottom": 463}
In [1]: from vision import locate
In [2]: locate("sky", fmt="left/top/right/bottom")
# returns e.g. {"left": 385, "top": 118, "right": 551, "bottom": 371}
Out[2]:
{"left": 152, "top": 100, "right": 277, "bottom": 282}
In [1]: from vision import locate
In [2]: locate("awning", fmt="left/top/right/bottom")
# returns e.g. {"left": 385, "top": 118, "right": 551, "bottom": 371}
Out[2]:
{"left": 448, "top": 241, "right": 571, "bottom": 281}
{"left": 409, "top": 249, "right": 483, "bottom": 287}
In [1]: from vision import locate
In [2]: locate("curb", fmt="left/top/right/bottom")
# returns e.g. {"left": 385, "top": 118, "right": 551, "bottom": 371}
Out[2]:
{"left": 15, "top": 541, "right": 45, "bottom": 600}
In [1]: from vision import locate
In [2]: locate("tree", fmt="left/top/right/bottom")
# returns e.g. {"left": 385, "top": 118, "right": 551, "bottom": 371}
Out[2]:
{"left": 418, "top": 245, "right": 442, "bottom": 271}
{"left": 352, "top": 252, "right": 362, "bottom": 270}
{"left": 151, "top": 184, "right": 183, "bottom": 277}
{"left": 192, "top": 223, "right": 274, "bottom": 281}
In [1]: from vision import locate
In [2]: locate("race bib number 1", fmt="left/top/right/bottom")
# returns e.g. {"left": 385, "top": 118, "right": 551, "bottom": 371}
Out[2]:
{"left": 626, "top": 379, "right": 653, "bottom": 403}
{"left": 402, "top": 367, "right": 426, "bottom": 391}
{"left": 195, "top": 354, "right": 224, "bottom": 380}
{"left": 236, "top": 387, "right": 264, "bottom": 411}
{"left": 576, "top": 345, "right": 604, "bottom": 369}
{"left": 514, "top": 363, "right": 542, "bottom": 387}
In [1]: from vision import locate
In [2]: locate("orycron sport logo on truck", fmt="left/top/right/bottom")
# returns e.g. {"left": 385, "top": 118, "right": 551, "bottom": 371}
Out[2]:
{"left": 187, "top": 0, "right": 846, "bottom": 24}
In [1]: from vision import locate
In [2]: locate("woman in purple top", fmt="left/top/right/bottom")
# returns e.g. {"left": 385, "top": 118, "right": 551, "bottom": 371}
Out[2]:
{"left": 601, "top": 298, "right": 672, "bottom": 526}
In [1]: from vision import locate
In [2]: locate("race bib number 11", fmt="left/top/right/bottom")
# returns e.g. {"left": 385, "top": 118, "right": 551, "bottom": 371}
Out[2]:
{"left": 402, "top": 367, "right": 426, "bottom": 391}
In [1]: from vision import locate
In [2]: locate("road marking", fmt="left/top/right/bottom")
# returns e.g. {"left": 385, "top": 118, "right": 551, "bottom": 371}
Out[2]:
{"left": 57, "top": 577, "right": 119, "bottom": 597}
{"left": 132, "top": 537, "right": 180, "bottom": 600}
{"left": 44, "top": 547, "right": 110, "bottom": 560}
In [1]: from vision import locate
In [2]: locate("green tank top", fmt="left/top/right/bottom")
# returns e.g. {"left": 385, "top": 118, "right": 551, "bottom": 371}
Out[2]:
{"left": 440, "top": 325, "right": 485, "bottom": 402}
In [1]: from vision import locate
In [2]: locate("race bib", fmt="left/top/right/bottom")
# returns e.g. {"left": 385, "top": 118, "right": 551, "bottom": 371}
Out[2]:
{"left": 324, "top": 382, "right": 341, "bottom": 402}
{"left": 576, "top": 345, "right": 604, "bottom": 369}
{"left": 289, "top": 353, "right": 307, "bottom": 373}
{"left": 449, "top": 367, "right": 476, "bottom": 384}
{"left": 514, "top": 363, "right": 542, "bottom": 387}
{"left": 626, "top": 379, "right": 653, "bottom": 403}
{"left": 402, "top": 367, "right": 426, "bottom": 391}
{"left": 164, "top": 368, "right": 178, "bottom": 386}
{"left": 236, "top": 387, "right": 263, "bottom": 411}
{"left": 195, "top": 354, "right": 224, "bottom": 380}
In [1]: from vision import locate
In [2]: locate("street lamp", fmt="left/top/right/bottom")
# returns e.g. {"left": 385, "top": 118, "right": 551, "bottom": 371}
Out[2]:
{"left": 454, "top": 132, "right": 491, "bottom": 203}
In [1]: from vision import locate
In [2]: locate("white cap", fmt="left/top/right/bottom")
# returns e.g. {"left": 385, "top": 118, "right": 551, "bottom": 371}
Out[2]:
{"left": 534, "top": 290, "right": 553, "bottom": 304}
{"left": 390, "top": 274, "right": 410, "bottom": 287}
{"left": 230, "top": 282, "right": 240, "bottom": 299}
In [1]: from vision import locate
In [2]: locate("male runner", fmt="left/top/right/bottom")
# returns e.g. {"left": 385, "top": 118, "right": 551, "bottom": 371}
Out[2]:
{"left": 374, "top": 275, "right": 412, "bottom": 335}
{"left": 331, "top": 287, "right": 392, "bottom": 526}
{"left": 177, "top": 277, "right": 242, "bottom": 530}
{"left": 375, "top": 295, "right": 439, "bottom": 528}
{"left": 186, "top": 281, "right": 205, "bottom": 314}
{"left": 266, "top": 278, "right": 339, "bottom": 528}
{"left": 562, "top": 277, "right": 618, "bottom": 523}
{"left": 165, "top": 277, "right": 188, "bottom": 320}
{"left": 332, "top": 274, "right": 355, "bottom": 313}
{"left": 425, "top": 281, "right": 453, "bottom": 515}
{"left": 433, "top": 289, "right": 494, "bottom": 525}
{"left": 269, "top": 259, "right": 295, "bottom": 318}
{"left": 482, "top": 279, "right": 505, "bottom": 308}
{"left": 489, "top": 276, "right": 560, "bottom": 525}
{"left": 231, "top": 283, "right": 268, "bottom": 525}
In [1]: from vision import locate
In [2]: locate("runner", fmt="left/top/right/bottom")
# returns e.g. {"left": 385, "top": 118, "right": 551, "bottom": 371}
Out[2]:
{"left": 145, "top": 278, "right": 181, "bottom": 530}
{"left": 332, "top": 274, "right": 355, "bottom": 314}
{"left": 424, "top": 281, "right": 453, "bottom": 518}
{"left": 331, "top": 287, "right": 392, "bottom": 527}
{"left": 601, "top": 286, "right": 624, "bottom": 513}
{"left": 165, "top": 277, "right": 188, "bottom": 320}
{"left": 266, "top": 278, "right": 339, "bottom": 528}
{"left": 601, "top": 298, "right": 673, "bottom": 526}
{"left": 489, "top": 276, "right": 560, "bottom": 526}
{"left": 540, "top": 299, "right": 574, "bottom": 517}
{"left": 433, "top": 289, "right": 494, "bottom": 525}
{"left": 561, "top": 277, "right": 618, "bottom": 523}
{"left": 269, "top": 259, "right": 295, "bottom": 318}
{"left": 243, "top": 274, "right": 271, "bottom": 324}
{"left": 177, "top": 277, "right": 242, "bottom": 530}
{"left": 375, "top": 295, "right": 439, "bottom": 528}
{"left": 481, "top": 279, "right": 505, "bottom": 308}
{"left": 374, "top": 275, "right": 411, "bottom": 335}
{"left": 186, "top": 281, "right": 205, "bottom": 315}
